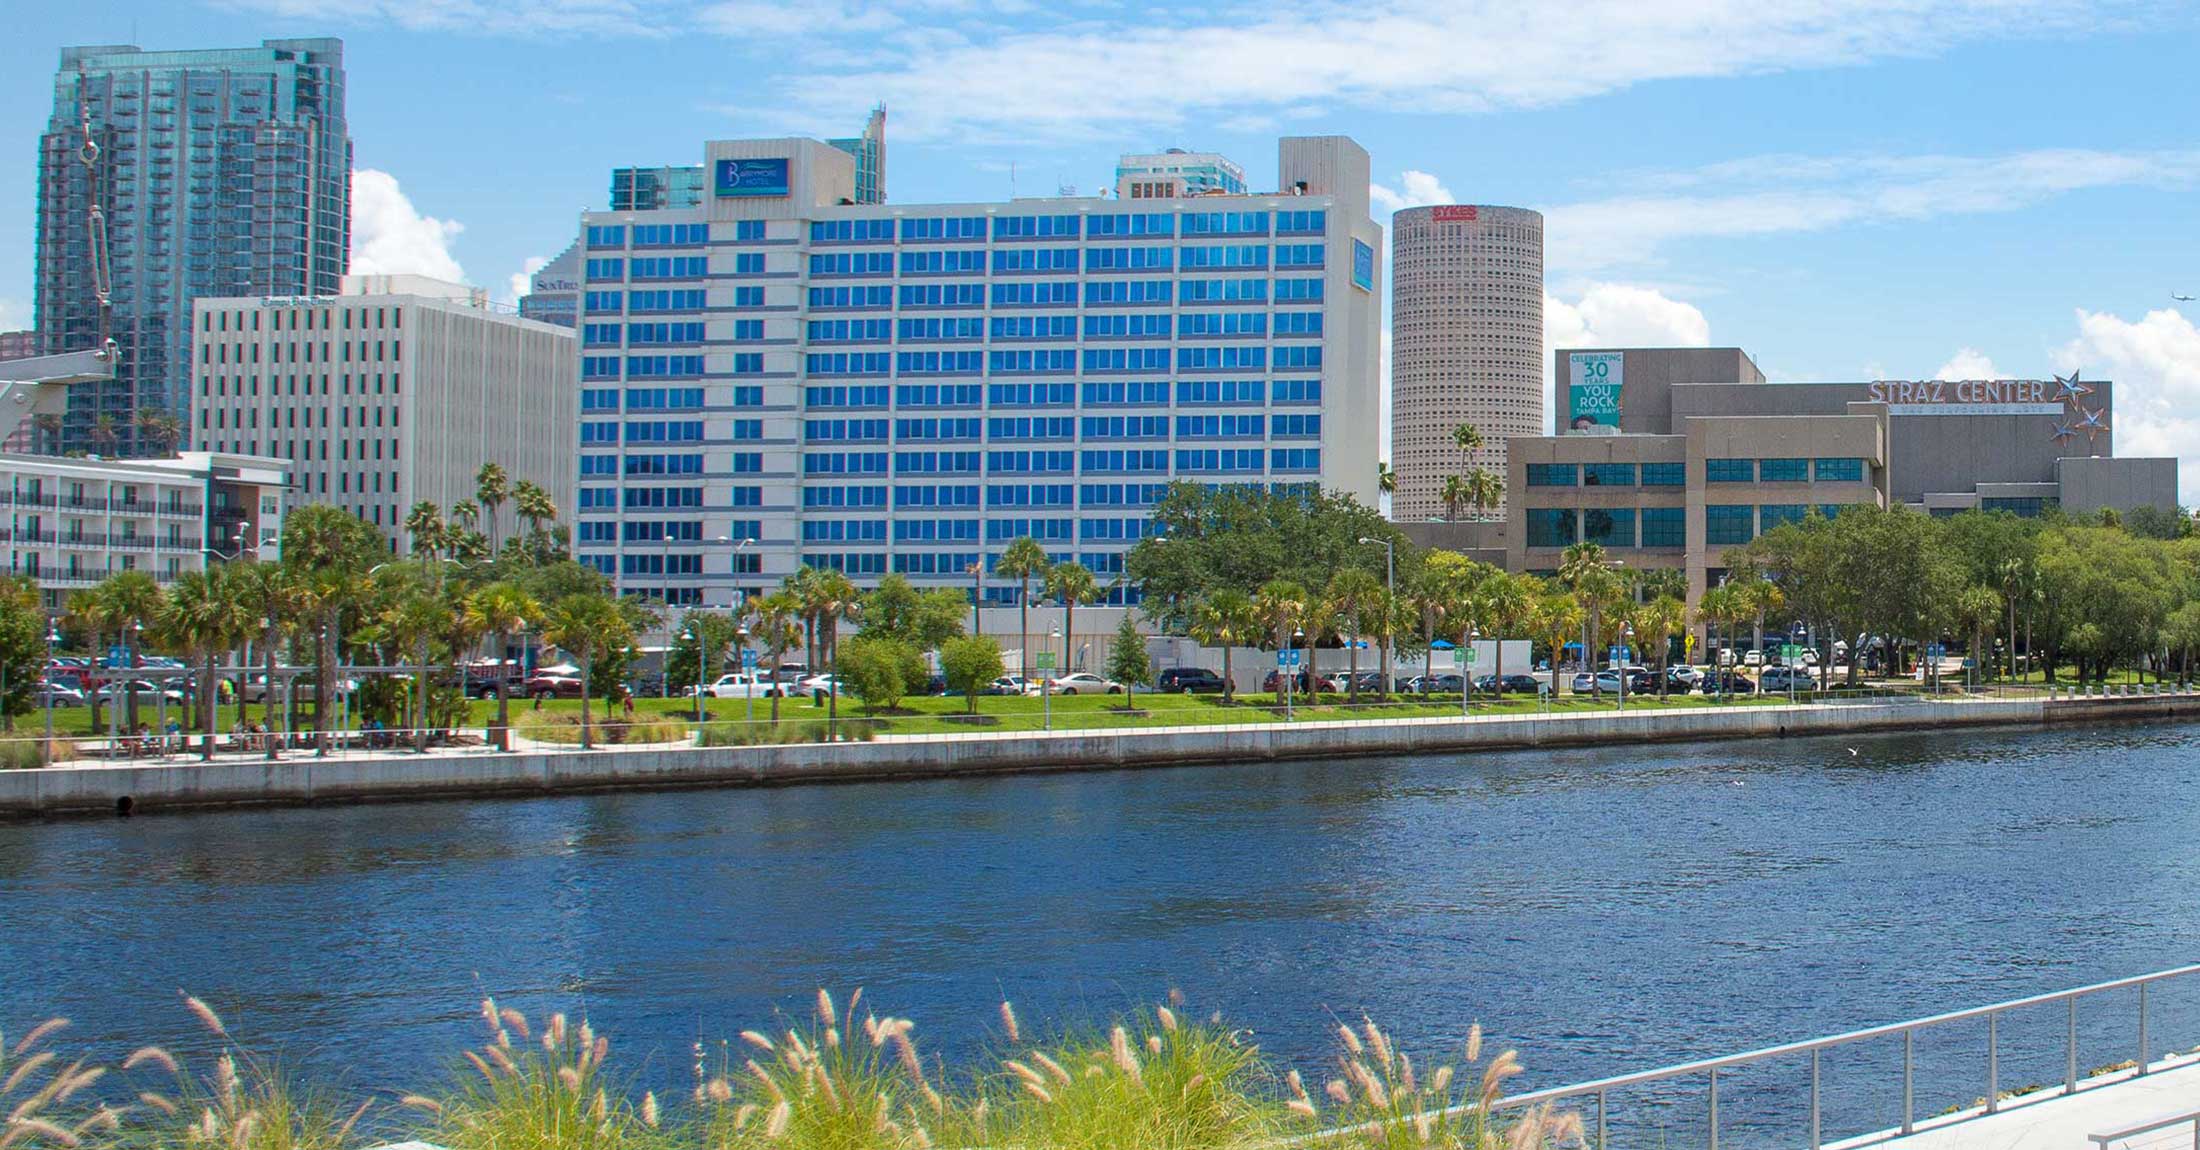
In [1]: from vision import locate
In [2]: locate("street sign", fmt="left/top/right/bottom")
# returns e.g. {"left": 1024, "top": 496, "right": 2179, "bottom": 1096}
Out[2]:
{"left": 1276, "top": 648, "right": 1302, "bottom": 668}
{"left": 742, "top": 649, "right": 758, "bottom": 670}
{"left": 1781, "top": 644, "right": 1803, "bottom": 661}
{"left": 1463, "top": 647, "right": 1476, "bottom": 664}
{"left": 1036, "top": 651, "right": 1057, "bottom": 671}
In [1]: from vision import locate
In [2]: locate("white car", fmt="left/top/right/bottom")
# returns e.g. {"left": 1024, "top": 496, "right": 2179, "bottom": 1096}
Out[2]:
{"left": 796, "top": 673, "right": 849, "bottom": 695}
{"left": 1668, "top": 665, "right": 1706, "bottom": 687}
{"left": 699, "top": 672, "right": 789, "bottom": 699}
{"left": 1045, "top": 672, "right": 1124, "bottom": 695}
{"left": 1742, "top": 650, "right": 1765, "bottom": 667}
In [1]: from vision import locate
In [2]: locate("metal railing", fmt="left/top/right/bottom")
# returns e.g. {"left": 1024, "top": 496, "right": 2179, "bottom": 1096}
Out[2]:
{"left": 1408, "top": 964, "right": 2200, "bottom": 1150}
{"left": 2091, "top": 1108, "right": 2200, "bottom": 1150}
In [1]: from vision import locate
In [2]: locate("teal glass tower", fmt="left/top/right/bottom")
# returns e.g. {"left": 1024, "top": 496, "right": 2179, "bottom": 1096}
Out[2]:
{"left": 35, "top": 39, "right": 350, "bottom": 456}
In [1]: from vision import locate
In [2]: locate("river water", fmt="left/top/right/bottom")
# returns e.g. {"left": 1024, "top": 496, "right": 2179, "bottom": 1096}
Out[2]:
{"left": 4, "top": 721, "right": 2199, "bottom": 1145}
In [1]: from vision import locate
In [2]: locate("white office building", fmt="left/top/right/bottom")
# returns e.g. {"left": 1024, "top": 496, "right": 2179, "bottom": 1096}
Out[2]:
{"left": 569, "top": 134, "right": 1382, "bottom": 609}
{"left": 0, "top": 450, "right": 288, "bottom": 610}
{"left": 193, "top": 275, "right": 575, "bottom": 550}
{"left": 1113, "top": 149, "right": 1249, "bottom": 198}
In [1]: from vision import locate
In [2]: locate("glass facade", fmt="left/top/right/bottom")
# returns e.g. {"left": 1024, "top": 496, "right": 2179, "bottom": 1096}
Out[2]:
{"left": 1705, "top": 504, "right": 1754, "bottom": 545}
{"left": 1706, "top": 458, "right": 1755, "bottom": 483}
{"left": 573, "top": 145, "right": 1360, "bottom": 606}
{"left": 1526, "top": 508, "right": 1577, "bottom": 549}
{"left": 1640, "top": 507, "right": 1685, "bottom": 548}
{"left": 36, "top": 39, "right": 351, "bottom": 455}
{"left": 1758, "top": 458, "right": 1808, "bottom": 483}
{"left": 1581, "top": 507, "right": 1635, "bottom": 547}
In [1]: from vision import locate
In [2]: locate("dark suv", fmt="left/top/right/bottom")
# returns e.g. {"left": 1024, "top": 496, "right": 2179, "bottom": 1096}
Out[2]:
{"left": 1156, "top": 667, "right": 1227, "bottom": 694}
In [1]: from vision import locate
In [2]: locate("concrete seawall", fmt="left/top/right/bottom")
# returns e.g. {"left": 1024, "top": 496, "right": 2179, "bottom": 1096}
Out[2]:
{"left": 2, "top": 693, "right": 2193, "bottom": 818}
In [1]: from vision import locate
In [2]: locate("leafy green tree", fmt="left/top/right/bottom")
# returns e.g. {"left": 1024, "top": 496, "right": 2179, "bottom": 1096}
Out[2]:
{"left": 1440, "top": 475, "right": 1468, "bottom": 521}
{"left": 939, "top": 635, "right": 1005, "bottom": 715}
{"left": 1465, "top": 467, "right": 1504, "bottom": 520}
{"left": 1533, "top": 585, "right": 1584, "bottom": 690}
{"left": 1559, "top": 542, "right": 1620, "bottom": 691}
{"left": 996, "top": 537, "right": 1051, "bottom": 679}
{"left": 1635, "top": 594, "right": 1688, "bottom": 694}
{"left": 1482, "top": 570, "right": 1538, "bottom": 694}
{"left": 859, "top": 574, "right": 966, "bottom": 652}
{"left": 1124, "top": 483, "right": 1404, "bottom": 633}
{"left": 838, "top": 635, "right": 925, "bottom": 712}
{"left": 1106, "top": 614, "right": 1153, "bottom": 709}
{"left": 0, "top": 577, "right": 46, "bottom": 731}
{"left": 279, "top": 505, "right": 384, "bottom": 746}
{"left": 666, "top": 610, "right": 744, "bottom": 698}
{"left": 404, "top": 501, "right": 448, "bottom": 560}
{"left": 1043, "top": 561, "right": 1102, "bottom": 673}
{"left": 748, "top": 591, "right": 804, "bottom": 723}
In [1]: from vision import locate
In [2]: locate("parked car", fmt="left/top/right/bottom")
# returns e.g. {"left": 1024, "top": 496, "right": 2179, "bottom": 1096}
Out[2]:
{"left": 1403, "top": 673, "right": 1465, "bottom": 693}
{"left": 523, "top": 673, "right": 585, "bottom": 700}
{"left": 1742, "top": 649, "right": 1766, "bottom": 667}
{"left": 1342, "top": 670, "right": 1387, "bottom": 694}
{"left": 1667, "top": 665, "right": 1706, "bottom": 688}
{"left": 1697, "top": 672, "right": 1758, "bottom": 695}
{"left": 1760, "top": 666, "right": 1820, "bottom": 692}
{"left": 1262, "top": 669, "right": 1314, "bottom": 694}
{"left": 1046, "top": 672, "right": 1123, "bottom": 695}
{"left": 1156, "top": 667, "right": 1227, "bottom": 694}
{"left": 1570, "top": 671, "right": 1600, "bottom": 693}
{"left": 983, "top": 676, "right": 1035, "bottom": 696}
{"left": 35, "top": 682, "right": 84, "bottom": 708}
{"left": 795, "top": 674, "right": 850, "bottom": 695}
{"left": 1473, "top": 673, "right": 1543, "bottom": 695}
{"left": 94, "top": 680, "right": 186, "bottom": 706}
{"left": 699, "top": 672, "right": 789, "bottom": 699}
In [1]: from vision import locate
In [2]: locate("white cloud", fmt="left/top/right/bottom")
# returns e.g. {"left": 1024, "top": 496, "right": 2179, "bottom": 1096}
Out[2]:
{"left": 2055, "top": 306, "right": 2200, "bottom": 505}
{"left": 1370, "top": 170, "right": 1454, "bottom": 217}
{"left": 1543, "top": 284, "right": 1711, "bottom": 432}
{"left": 349, "top": 169, "right": 466, "bottom": 282}
{"left": 1546, "top": 147, "right": 2200, "bottom": 273}
{"left": 505, "top": 255, "right": 551, "bottom": 305}
{"left": 1933, "top": 348, "right": 2001, "bottom": 380}
{"left": 0, "top": 298, "right": 25, "bottom": 334}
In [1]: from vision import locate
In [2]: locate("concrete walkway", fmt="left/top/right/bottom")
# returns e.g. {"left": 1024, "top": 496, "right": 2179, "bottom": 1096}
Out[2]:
{"left": 1832, "top": 1053, "right": 2200, "bottom": 1150}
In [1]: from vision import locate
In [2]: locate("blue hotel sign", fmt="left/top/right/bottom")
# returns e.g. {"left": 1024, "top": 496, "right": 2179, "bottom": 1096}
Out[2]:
{"left": 1352, "top": 239, "right": 1375, "bottom": 292}
{"left": 715, "top": 158, "right": 790, "bottom": 197}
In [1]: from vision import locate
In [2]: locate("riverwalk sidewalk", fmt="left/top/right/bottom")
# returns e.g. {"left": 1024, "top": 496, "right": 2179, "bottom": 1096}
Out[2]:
{"left": 1831, "top": 1051, "right": 2200, "bottom": 1150}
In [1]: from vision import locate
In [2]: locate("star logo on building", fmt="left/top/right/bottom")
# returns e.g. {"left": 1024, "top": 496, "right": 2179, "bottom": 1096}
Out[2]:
{"left": 2049, "top": 422, "right": 2076, "bottom": 445}
{"left": 2054, "top": 370, "right": 2092, "bottom": 407}
{"left": 2077, "top": 406, "right": 2110, "bottom": 443}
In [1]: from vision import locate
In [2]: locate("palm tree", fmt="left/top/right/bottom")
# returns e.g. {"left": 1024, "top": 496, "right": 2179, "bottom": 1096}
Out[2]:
{"left": 280, "top": 505, "right": 383, "bottom": 750}
{"left": 1377, "top": 462, "right": 1397, "bottom": 495}
{"left": 464, "top": 582, "right": 540, "bottom": 751}
{"left": 1483, "top": 572, "right": 1536, "bottom": 699}
{"left": 165, "top": 566, "right": 257, "bottom": 758}
{"left": 996, "top": 537, "right": 1050, "bottom": 680}
{"left": 1300, "top": 594, "right": 1339, "bottom": 706}
{"left": 1465, "top": 468, "right": 1504, "bottom": 520}
{"left": 88, "top": 416, "right": 119, "bottom": 456}
{"left": 84, "top": 569, "right": 163, "bottom": 731}
{"left": 750, "top": 591, "right": 803, "bottom": 723}
{"left": 1634, "top": 595, "right": 1688, "bottom": 695}
{"left": 1326, "top": 569, "right": 1383, "bottom": 703}
{"left": 1188, "top": 589, "right": 1257, "bottom": 704}
{"left": 965, "top": 560, "right": 986, "bottom": 641}
{"left": 475, "top": 463, "right": 509, "bottom": 551}
{"left": 1534, "top": 586, "right": 1585, "bottom": 698}
{"left": 228, "top": 560, "right": 294, "bottom": 744}
{"left": 404, "top": 501, "right": 447, "bottom": 561}
{"left": 1043, "top": 561, "right": 1102, "bottom": 673}
{"left": 539, "top": 592, "right": 633, "bottom": 749}
{"left": 1440, "top": 475, "right": 1468, "bottom": 521}
{"left": 513, "top": 481, "right": 556, "bottom": 546}
{"left": 797, "top": 568, "right": 860, "bottom": 724}
{"left": 1253, "top": 579, "right": 1306, "bottom": 696}
{"left": 1452, "top": 423, "right": 1483, "bottom": 456}
{"left": 383, "top": 586, "right": 448, "bottom": 752}
{"left": 1698, "top": 585, "right": 1745, "bottom": 699}
{"left": 1560, "top": 542, "right": 1619, "bottom": 694}
{"left": 140, "top": 409, "right": 184, "bottom": 454}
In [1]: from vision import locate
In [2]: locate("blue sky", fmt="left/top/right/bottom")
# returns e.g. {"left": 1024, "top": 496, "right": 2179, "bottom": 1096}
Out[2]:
{"left": 5, "top": 1, "right": 2199, "bottom": 495}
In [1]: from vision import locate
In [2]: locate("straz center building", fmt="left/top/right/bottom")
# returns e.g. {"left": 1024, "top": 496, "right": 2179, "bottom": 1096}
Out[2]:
{"left": 1507, "top": 347, "right": 2176, "bottom": 600}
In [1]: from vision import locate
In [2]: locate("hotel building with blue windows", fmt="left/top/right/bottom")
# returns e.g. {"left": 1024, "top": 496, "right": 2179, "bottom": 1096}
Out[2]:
{"left": 569, "top": 135, "right": 1382, "bottom": 614}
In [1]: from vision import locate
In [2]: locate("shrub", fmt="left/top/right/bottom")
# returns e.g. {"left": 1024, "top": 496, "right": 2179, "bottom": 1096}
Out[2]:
{"left": 516, "top": 714, "right": 688, "bottom": 746}
{"left": 941, "top": 636, "right": 1005, "bottom": 714}
{"left": 0, "top": 737, "right": 71, "bottom": 769}
{"left": 837, "top": 636, "right": 926, "bottom": 712}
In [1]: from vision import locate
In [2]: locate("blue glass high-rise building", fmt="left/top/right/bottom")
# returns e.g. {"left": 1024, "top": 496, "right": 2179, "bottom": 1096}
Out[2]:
{"left": 35, "top": 39, "right": 350, "bottom": 456}
{"left": 570, "top": 135, "right": 1382, "bottom": 611}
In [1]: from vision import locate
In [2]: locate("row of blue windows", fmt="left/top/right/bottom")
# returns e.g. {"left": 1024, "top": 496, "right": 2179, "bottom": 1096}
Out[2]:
{"left": 809, "top": 319, "right": 894, "bottom": 342}
{"left": 804, "top": 247, "right": 1325, "bottom": 279}
{"left": 1521, "top": 504, "right": 1853, "bottom": 549}
{"left": 1706, "top": 458, "right": 1869, "bottom": 483}
{"left": 620, "top": 555, "right": 707, "bottom": 575}
{"left": 622, "top": 454, "right": 705, "bottom": 476}
{"left": 893, "top": 519, "right": 983, "bottom": 543}
{"left": 990, "top": 450, "right": 1075, "bottom": 473}
{"left": 792, "top": 379, "right": 1321, "bottom": 409}
{"left": 588, "top": 223, "right": 714, "bottom": 248}
{"left": 896, "top": 451, "right": 982, "bottom": 474}
{"left": 805, "top": 418, "right": 890, "bottom": 441}
{"left": 803, "top": 211, "right": 1328, "bottom": 244}
{"left": 803, "top": 519, "right": 891, "bottom": 543}
{"left": 805, "top": 278, "right": 1323, "bottom": 309}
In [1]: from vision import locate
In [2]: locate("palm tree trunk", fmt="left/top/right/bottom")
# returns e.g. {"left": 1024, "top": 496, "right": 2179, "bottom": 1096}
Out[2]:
{"left": 494, "top": 627, "right": 512, "bottom": 751}
{"left": 1347, "top": 623, "right": 1361, "bottom": 703}
{"left": 578, "top": 654, "right": 594, "bottom": 749}
{"left": 200, "top": 654, "right": 217, "bottom": 761}
{"left": 1493, "top": 630, "right": 1503, "bottom": 704}
{"left": 1065, "top": 597, "right": 1077, "bottom": 674}
{"left": 1018, "top": 580, "right": 1031, "bottom": 681}
{"left": 771, "top": 651, "right": 784, "bottom": 722}
{"left": 1221, "top": 647, "right": 1235, "bottom": 704}
{"left": 414, "top": 636, "right": 430, "bottom": 754}
{"left": 317, "top": 609, "right": 337, "bottom": 751}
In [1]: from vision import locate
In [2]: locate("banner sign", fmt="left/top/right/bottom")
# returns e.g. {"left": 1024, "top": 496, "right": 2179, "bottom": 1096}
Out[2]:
{"left": 1568, "top": 352, "right": 1624, "bottom": 430}
{"left": 714, "top": 158, "right": 790, "bottom": 197}
{"left": 1352, "top": 239, "right": 1375, "bottom": 292}
{"left": 1431, "top": 205, "right": 1480, "bottom": 222}
{"left": 1866, "top": 378, "right": 2063, "bottom": 416}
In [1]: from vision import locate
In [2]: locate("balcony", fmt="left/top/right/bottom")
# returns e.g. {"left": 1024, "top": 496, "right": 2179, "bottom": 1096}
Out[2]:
{"left": 60, "top": 495, "right": 108, "bottom": 512}
{"left": 59, "top": 534, "right": 108, "bottom": 550}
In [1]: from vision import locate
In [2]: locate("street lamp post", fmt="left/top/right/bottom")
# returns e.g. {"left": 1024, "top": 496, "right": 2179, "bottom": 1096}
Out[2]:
{"left": 1288, "top": 627, "right": 1304, "bottom": 721}
{"left": 737, "top": 624, "right": 754, "bottom": 726}
{"left": 1044, "top": 624, "right": 1061, "bottom": 732}
{"left": 1359, "top": 535, "right": 1395, "bottom": 693}
{"left": 1464, "top": 626, "right": 1479, "bottom": 719}
{"left": 688, "top": 622, "right": 707, "bottom": 724}
{"left": 43, "top": 618, "right": 58, "bottom": 757}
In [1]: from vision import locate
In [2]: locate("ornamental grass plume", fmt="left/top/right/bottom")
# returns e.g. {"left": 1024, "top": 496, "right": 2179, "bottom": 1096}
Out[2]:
{"left": 111, "top": 992, "right": 370, "bottom": 1150}
{"left": 417, "top": 999, "right": 664, "bottom": 1150}
{"left": 991, "top": 1000, "right": 1281, "bottom": 1150}
{"left": 697, "top": 988, "right": 958, "bottom": 1150}
{"left": 0, "top": 1017, "right": 113, "bottom": 1150}
{"left": 1296, "top": 1017, "right": 1571, "bottom": 1150}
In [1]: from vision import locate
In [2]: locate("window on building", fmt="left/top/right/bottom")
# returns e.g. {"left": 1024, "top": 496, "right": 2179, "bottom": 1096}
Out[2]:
{"left": 1581, "top": 508, "right": 1636, "bottom": 548}
{"left": 1526, "top": 508, "right": 1578, "bottom": 549}
{"left": 1641, "top": 462, "right": 1686, "bottom": 487}
{"left": 1758, "top": 458, "right": 1809, "bottom": 483}
{"left": 1640, "top": 508, "right": 1685, "bottom": 548}
{"left": 1706, "top": 459, "right": 1755, "bottom": 484}
{"left": 1705, "top": 505, "right": 1755, "bottom": 545}
{"left": 1582, "top": 463, "right": 1636, "bottom": 486}
{"left": 1813, "top": 458, "right": 1865, "bottom": 482}
{"left": 1759, "top": 504, "right": 1808, "bottom": 531}
{"left": 1526, "top": 464, "right": 1578, "bottom": 487}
